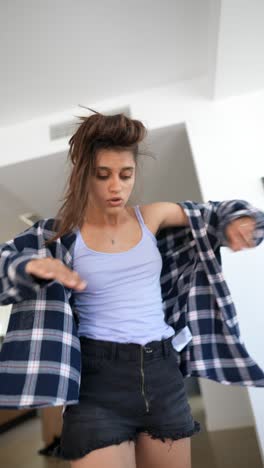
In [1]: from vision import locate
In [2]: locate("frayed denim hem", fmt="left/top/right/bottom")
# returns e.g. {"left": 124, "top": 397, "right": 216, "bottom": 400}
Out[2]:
{"left": 51, "top": 434, "right": 137, "bottom": 461}
{"left": 140, "top": 420, "right": 201, "bottom": 444}
{"left": 51, "top": 421, "right": 201, "bottom": 460}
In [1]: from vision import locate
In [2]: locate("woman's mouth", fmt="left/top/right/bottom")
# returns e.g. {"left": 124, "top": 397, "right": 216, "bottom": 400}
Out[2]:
{"left": 107, "top": 198, "right": 123, "bottom": 206}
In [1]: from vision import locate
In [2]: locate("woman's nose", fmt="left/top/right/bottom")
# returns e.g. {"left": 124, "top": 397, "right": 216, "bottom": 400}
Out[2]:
{"left": 109, "top": 178, "right": 121, "bottom": 190}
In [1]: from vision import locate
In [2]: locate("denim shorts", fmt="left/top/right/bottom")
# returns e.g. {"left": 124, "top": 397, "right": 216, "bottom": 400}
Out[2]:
{"left": 53, "top": 335, "right": 201, "bottom": 461}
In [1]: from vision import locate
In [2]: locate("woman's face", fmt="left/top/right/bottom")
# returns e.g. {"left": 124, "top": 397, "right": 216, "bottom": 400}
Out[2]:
{"left": 88, "top": 149, "right": 136, "bottom": 211}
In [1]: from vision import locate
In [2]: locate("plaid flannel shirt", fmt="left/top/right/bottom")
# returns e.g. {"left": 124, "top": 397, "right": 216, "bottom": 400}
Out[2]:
{"left": 0, "top": 199, "right": 263, "bottom": 409}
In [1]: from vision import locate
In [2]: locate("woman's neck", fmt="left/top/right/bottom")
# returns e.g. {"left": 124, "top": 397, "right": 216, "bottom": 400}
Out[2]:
{"left": 83, "top": 205, "right": 133, "bottom": 228}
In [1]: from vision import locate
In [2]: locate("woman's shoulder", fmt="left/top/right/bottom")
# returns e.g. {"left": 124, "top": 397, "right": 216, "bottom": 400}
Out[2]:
{"left": 138, "top": 201, "right": 177, "bottom": 220}
{"left": 139, "top": 202, "right": 189, "bottom": 230}
{"left": 137, "top": 202, "right": 165, "bottom": 234}
{"left": 138, "top": 202, "right": 159, "bottom": 218}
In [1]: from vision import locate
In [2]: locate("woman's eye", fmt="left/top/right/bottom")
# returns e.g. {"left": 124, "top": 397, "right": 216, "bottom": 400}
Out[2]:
{"left": 96, "top": 175, "right": 132, "bottom": 180}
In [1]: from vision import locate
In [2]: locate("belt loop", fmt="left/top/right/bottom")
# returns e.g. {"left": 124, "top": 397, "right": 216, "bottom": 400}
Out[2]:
{"left": 162, "top": 340, "right": 166, "bottom": 358}
{"left": 163, "top": 338, "right": 170, "bottom": 358}
{"left": 111, "top": 342, "right": 117, "bottom": 360}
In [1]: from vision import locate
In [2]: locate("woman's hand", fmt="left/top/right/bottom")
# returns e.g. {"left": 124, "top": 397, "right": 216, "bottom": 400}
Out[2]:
{"left": 25, "top": 258, "right": 87, "bottom": 290}
{"left": 225, "top": 216, "right": 256, "bottom": 252}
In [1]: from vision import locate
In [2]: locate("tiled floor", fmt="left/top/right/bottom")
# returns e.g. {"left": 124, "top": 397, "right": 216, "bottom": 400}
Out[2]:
{"left": 0, "top": 396, "right": 263, "bottom": 467}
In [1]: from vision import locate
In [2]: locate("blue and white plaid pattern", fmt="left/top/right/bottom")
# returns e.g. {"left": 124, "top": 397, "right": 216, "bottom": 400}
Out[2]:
{"left": 0, "top": 199, "right": 263, "bottom": 409}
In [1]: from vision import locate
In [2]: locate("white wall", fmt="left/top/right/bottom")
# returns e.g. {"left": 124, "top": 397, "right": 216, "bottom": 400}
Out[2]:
{"left": 198, "top": 378, "right": 255, "bottom": 431}
{"left": 0, "top": 0, "right": 210, "bottom": 127}
{"left": 186, "top": 89, "right": 264, "bottom": 461}
{"left": 0, "top": 306, "right": 12, "bottom": 336}
{"left": 214, "top": 0, "right": 264, "bottom": 99}
{"left": 0, "top": 75, "right": 213, "bottom": 169}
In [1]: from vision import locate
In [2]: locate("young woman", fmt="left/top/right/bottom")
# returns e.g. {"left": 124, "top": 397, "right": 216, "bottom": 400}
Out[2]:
{"left": 0, "top": 110, "right": 260, "bottom": 468}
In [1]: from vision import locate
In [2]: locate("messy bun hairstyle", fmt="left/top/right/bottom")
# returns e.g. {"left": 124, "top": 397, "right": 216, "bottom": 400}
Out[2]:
{"left": 45, "top": 107, "right": 148, "bottom": 245}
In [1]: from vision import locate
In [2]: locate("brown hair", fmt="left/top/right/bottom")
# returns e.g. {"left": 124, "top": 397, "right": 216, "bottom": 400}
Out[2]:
{"left": 44, "top": 107, "right": 149, "bottom": 246}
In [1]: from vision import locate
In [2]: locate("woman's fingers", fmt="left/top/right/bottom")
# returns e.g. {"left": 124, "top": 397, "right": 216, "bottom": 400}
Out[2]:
{"left": 25, "top": 259, "right": 87, "bottom": 290}
{"left": 229, "top": 231, "right": 248, "bottom": 251}
{"left": 238, "top": 226, "right": 255, "bottom": 248}
{"left": 226, "top": 218, "right": 256, "bottom": 251}
{"left": 64, "top": 270, "right": 87, "bottom": 289}
{"left": 53, "top": 263, "right": 87, "bottom": 290}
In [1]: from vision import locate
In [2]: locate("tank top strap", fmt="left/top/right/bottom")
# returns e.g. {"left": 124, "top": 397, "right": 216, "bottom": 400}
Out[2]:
{"left": 134, "top": 205, "right": 157, "bottom": 243}
{"left": 134, "top": 205, "right": 145, "bottom": 227}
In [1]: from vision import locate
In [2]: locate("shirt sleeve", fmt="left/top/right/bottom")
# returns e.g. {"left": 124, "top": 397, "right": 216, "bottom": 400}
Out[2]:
{"left": 177, "top": 199, "right": 264, "bottom": 251}
{"left": 0, "top": 219, "right": 55, "bottom": 305}
{"left": 210, "top": 199, "right": 264, "bottom": 248}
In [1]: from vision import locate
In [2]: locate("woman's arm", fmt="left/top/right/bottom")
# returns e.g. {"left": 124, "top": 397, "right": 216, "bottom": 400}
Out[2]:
{"left": 224, "top": 216, "right": 256, "bottom": 251}
{"left": 177, "top": 199, "right": 264, "bottom": 251}
{"left": 154, "top": 199, "right": 264, "bottom": 252}
{"left": 0, "top": 219, "right": 86, "bottom": 306}
{"left": 0, "top": 220, "right": 51, "bottom": 305}
{"left": 149, "top": 202, "right": 190, "bottom": 229}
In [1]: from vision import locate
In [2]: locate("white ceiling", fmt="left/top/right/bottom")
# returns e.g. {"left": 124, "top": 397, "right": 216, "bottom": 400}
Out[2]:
{"left": 0, "top": 0, "right": 210, "bottom": 127}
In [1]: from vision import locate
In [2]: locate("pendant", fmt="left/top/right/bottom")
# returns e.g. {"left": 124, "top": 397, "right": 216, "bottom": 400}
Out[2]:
{"left": 111, "top": 239, "right": 115, "bottom": 245}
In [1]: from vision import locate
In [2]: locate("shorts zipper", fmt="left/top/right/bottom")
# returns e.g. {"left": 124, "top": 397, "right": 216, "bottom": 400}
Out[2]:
{"left": 140, "top": 346, "right": 150, "bottom": 413}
